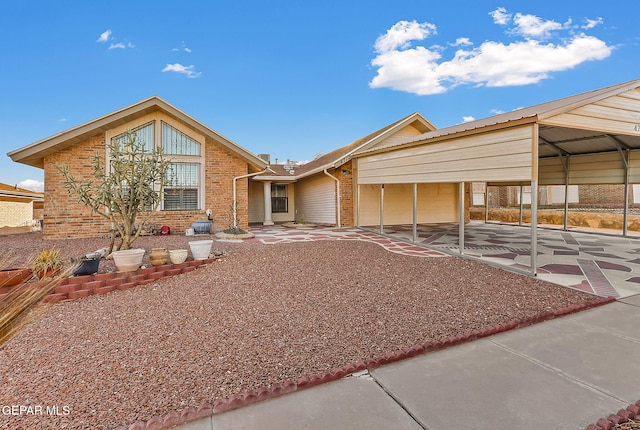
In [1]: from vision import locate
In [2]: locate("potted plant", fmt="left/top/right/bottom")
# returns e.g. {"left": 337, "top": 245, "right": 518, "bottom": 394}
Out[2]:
{"left": 111, "top": 248, "right": 145, "bottom": 272}
{"left": 72, "top": 252, "right": 103, "bottom": 276}
{"left": 33, "top": 248, "right": 65, "bottom": 279}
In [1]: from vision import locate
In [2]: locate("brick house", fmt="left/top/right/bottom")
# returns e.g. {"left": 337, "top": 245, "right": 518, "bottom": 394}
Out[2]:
{"left": 8, "top": 97, "right": 440, "bottom": 239}
{"left": 8, "top": 97, "right": 268, "bottom": 239}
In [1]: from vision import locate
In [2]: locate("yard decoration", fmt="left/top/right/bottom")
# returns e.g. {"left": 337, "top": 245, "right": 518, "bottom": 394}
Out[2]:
{"left": 33, "top": 248, "right": 65, "bottom": 279}
{"left": 55, "top": 129, "right": 171, "bottom": 253}
{"left": 112, "top": 248, "right": 145, "bottom": 272}
{"left": 72, "top": 251, "right": 103, "bottom": 276}
{"left": 169, "top": 249, "right": 188, "bottom": 264}
{"left": 189, "top": 240, "right": 213, "bottom": 260}
{"left": 149, "top": 248, "right": 169, "bottom": 266}
{"left": 0, "top": 268, "right": 33, "bottom": 287}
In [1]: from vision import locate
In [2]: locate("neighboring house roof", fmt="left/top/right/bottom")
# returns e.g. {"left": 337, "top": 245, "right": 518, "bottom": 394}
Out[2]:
{"left": 8, "top": 96, "right": 268, "bottom": 170}
{"left": 357, "top": 77, "right": 640, "bottom": 157}
{"left": 0, "top": 182, "right": 43, "bottom": 202}
{"left": 255, "top": 112, "right": 436, "bottom": 181}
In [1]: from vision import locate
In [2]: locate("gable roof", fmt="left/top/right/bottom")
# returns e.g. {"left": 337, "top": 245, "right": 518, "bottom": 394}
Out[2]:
{"left": 255, "top": 112, "right": 436, "bottom": 181}
{"left": 8, "top": 96, "right": 268, "bottom": 170}
{"left": 357, "top": 78, "right": 640, "bottom": 156}
{"left": 0, "top": 182, "right": 43, "bottom": 201}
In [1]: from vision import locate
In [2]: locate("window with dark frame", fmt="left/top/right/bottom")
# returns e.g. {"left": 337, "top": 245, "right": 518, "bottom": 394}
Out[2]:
{"left": 271, "top": 184, "right": 288, "bottom": 213}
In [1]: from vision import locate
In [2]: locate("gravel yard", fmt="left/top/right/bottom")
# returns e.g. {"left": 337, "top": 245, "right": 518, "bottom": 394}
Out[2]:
{"left": 0, "top": 232, "right": 602, "bottom": 429}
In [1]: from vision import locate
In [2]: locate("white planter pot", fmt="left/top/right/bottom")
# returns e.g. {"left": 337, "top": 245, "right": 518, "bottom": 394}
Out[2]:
{"left": 169, "top": 249, "right": 188, "bottom": 264}
{"left": 112, "top": 248, "right": 145, "bottom": 272}
{"left": 189, "top": 240, "right": 213, "bottom": 260}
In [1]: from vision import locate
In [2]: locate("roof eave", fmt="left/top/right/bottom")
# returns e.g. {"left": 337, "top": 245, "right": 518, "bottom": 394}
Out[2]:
{"left": 8, "top": 96, "right": 267, "bottom": 170}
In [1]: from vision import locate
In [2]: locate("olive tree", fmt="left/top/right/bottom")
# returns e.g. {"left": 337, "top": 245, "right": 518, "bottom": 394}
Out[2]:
{"left": 56, "top": 130, "right": 171, "bottom": 252}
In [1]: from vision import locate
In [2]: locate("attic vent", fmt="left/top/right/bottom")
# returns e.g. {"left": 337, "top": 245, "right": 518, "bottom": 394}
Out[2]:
{"left": 257, "top": 153, "right": 271, "bottom": 163}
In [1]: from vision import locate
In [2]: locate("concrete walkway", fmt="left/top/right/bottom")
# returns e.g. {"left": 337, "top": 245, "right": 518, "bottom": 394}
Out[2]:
{"left": 174, "top": 295, "right": 640, "bottom": 430}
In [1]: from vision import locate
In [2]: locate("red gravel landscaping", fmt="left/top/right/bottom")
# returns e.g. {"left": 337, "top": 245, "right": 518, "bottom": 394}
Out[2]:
{"left": 0, "top": 232, "right": 603, "bottom": 429}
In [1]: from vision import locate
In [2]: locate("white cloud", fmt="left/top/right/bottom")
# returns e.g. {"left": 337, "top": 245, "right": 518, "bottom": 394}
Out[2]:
{"left": 18, "top": 179, "right": 44, "bottom": 192}
{"left": 583, "top": 17, "right": 603, "bottom": 30}
{"left": 370, "top": 9, "right": 613, "bottom": 95}
{"left": 374, "top": 20, "right": 437, "bottom": 53}
{"left": 511, "top": 13, "right": 565, "bottom": 39}
{"left": 108, "top": 42, "right": 135, "bottom": 50}
{"left": 162, "top": 63, "right": 201, "bottom": 78}
{"left": 462, "top": 116, "right": 475, "bottom": 123}
{"left": 58, "top": 118, "right": 67, "bottom": 122}
{"left": 490, "top": 7, "right": 511, "bottom": 25}
{"left": 453, "top": 37, "right": 473, "bottom": 47}
{"left": 97, "top": 29, "right": 111, "bottom": 43}
{"left": 172, "top": 42, "right": 192, "bottom": 53}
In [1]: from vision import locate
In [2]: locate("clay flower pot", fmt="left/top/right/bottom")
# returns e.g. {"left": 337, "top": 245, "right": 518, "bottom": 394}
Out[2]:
{"left": 0, "top": 268, "right": 33, "bottom": 287}
{"left": 112, "top": 249, "right": 145, "bottom": 272}
{"left": 149, "top": 248, "right": 169, "bottom": 266}
{"left": 189, "top": 240, "right": 213, "bottom": 260}
{"left": 169, "top": 249, "right": 188, "bottom": 264}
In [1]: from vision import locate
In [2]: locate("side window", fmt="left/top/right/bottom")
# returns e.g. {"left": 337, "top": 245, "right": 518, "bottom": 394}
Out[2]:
{"left": 271, "top": 184, "right": 288, "bottom": 213}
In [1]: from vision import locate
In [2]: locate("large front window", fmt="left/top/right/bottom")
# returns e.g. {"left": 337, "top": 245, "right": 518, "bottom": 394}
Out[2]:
{"left": 164, "top": 163, "right": 200, "bottom": 210}
{"left": 110, "top": 120, "right": 203, "bottom": 211}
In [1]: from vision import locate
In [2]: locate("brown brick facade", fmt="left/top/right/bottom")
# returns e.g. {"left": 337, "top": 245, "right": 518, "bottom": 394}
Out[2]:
{"left": 335, "top": 160, "right": 354, "bottom": 226}
{"left": 43, "top": 133, "right": 250, "bottom": 239}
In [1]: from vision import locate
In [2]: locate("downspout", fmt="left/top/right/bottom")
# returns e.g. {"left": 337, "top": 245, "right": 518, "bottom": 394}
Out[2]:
{"left": 233, "top": 167, "right": 274, "bottom": 229}
{"left": 324, "top": 169, "right": 341, "bottom": 227}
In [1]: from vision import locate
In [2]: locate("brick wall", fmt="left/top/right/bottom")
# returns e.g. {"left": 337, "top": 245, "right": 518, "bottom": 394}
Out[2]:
{"left": 204, "top": 139, "right": 250, "bottom": 231}
{"left": 577, "top": 184, "right": 630, "bottom": 206}
{"left": 0, "top": 199, "right": 33, "bottom": 227}
{"left": 43, "top": 133, "right": 251, "bottom": 239}
{"left": 336, "top": 160, "right": 354, "bottom": 226}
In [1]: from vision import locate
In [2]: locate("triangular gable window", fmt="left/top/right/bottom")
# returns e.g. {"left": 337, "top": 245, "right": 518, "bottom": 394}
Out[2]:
{"left": 162, "top": 121, "right": 200, "bottom": 155}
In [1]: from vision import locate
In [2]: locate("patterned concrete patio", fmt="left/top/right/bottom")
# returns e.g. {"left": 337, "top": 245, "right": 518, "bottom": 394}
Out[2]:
{"left": 249, "top": 222, "right": 640, "bottom": 299}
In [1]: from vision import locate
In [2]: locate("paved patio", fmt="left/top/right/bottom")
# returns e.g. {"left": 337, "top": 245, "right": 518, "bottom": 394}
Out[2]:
{"left": 249, "top": 222, "right": 640, "bottom": 299}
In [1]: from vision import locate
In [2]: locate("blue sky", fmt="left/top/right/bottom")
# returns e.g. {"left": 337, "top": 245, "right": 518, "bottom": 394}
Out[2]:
{"left": 1, "top": 1, "right": 639, "bottom": 191}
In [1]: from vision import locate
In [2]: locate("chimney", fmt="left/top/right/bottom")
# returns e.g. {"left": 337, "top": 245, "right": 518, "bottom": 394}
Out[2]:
{"left": 257, "top": 154, "right": 271, "bottom": 164}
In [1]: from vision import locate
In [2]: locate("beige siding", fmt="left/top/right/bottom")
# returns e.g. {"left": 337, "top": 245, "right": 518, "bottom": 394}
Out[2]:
{"left": 539, "top": 157, "right": 567, "bottom": 185}
{"left": 568, "top": 152, "right": 624, "bottom": 184}
{"left": 358, "top": 125, "right": 534, "bottom": 184}
{"left": 359, "top": 184, "right": 381, "bottom": 226}
{"left": 629, "top": 151, "right": 640, "bottom": 183}
{"left": 541, "top": 89, "right": 640, "bottom": 135}
{"left": 295, "top": 175, "right": 336, "bottom": 224}
{"left": 366, "top": 124, "right": 425, "bottom": 152}
{"left": 358, "top": 183, "right": 459, "bottom": 226}
{"left": 248, "top": 181, "right": 263, "bottom": 223}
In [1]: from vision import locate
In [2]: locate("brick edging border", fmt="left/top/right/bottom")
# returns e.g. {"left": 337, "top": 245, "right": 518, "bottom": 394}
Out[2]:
{"left": 586, "top": 401, "right": 640, "bottom": 429}
{"left": 43, "top": 258, "right": 218, "bottom": 303}
{"left": 115, "top": 295, "right": 616, "bottom": 430}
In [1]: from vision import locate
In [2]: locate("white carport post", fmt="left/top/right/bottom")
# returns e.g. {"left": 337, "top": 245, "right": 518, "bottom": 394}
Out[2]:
{"left": 379, "top": 184, "right": 384, "bottom": 234}
{"left": 530, "top": 179, "right": 538, "bottom": 276}
{"left": 459, "top": 182, "right": 465, "bottom": 255}
{"left": 519, "top": 185, "right": 524, "bottom": 226}
{"left": 412, "top": 183, "right": 418, "bottom": 243}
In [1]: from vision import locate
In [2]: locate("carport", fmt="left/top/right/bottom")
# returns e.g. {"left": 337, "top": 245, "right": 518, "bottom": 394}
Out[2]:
{"left": 353, "top": 78, "right": 640, "bottom": 278}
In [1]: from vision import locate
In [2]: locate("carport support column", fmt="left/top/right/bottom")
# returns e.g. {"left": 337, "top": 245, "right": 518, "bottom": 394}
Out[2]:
{"left": 530, "top": 180, "right": 538, "bottom": 276}
{"left": 459, "top": 182, "right": 465, "bottom": 255}
{"left": 380, "top": 184, "right": 384, "bottom": 234}
{"left": 412, "top": 183, "right": 418, "bottom": 243}
{"left": 263, "top": 181, "right": 274, "bottom": 226}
